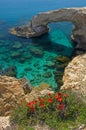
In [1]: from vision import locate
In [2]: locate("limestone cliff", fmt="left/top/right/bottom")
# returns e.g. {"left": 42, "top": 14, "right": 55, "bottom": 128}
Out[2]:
{"left": 10, "top": 7, "right": 86, "bottom": 50}
{"left": 0, "top": 76, "right": 25, "bottom": 116}
{"left": 61, "top": 54, "right": 86, "bottom": 97}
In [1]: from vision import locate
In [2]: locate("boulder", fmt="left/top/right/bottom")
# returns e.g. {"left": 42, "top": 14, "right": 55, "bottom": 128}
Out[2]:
{"left": 20, "top": 77, "right": 32, "bottom": 94}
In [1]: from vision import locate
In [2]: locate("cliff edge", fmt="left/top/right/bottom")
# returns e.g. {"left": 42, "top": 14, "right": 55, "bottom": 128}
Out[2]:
{"left": 61, "top": 54, "right": 86, "bottom": 97}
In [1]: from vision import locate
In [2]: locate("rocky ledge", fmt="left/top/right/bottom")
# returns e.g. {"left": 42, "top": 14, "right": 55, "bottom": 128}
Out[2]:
{"left": 10, "top": 7, "right": 86, "bottom": 50}
{"left": 61, "top": 53, "right": 86, "bottom": 97}
{"left": 0, "top": 76, "right": 53, "bottom": 116}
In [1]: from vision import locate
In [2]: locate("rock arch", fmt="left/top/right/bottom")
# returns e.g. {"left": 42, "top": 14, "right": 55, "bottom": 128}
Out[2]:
{"left": 10, "top": 7, "right": 86, "bottom": 50}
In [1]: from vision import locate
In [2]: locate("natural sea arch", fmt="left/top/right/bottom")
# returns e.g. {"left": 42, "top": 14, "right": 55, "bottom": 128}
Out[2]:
{"left": 10, "top": 7, "right": 86, "bottom": 50}
{"left": 31, "top": 21, "right": 74, "bottom": 57}
{"left": 48, "top": 21, "right": 73, "bottom": 38}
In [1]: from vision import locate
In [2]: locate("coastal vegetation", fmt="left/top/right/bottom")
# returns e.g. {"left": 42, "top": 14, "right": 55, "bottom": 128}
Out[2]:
{"left": 10, "top": 90, "right": 86, "bottom": 130}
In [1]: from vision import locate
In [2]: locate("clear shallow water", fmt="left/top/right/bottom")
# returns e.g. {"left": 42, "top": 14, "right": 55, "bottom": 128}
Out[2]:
{"left": 0, "top": 0, "right": 86, "bottom": 88}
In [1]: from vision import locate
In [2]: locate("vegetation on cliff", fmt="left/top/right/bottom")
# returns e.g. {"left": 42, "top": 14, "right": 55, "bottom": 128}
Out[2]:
{"left": 10, "top": 90, "right": 86, "bottom": 130}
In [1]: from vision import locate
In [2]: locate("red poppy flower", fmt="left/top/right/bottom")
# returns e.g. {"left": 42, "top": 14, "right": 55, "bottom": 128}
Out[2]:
{"left": 54, "top": 95, "right": 59, "bottom": 100}
{"left": 32, "top": 100, "right": 38, "bottom": 105}
{"left": 27, "top": 101, "right": 34, "bottom": 107}
{"left": 30, "top": 106, "right": 35, "bottom": 111}
{"left": 57, "top": 97, "right": 63, "bottom": 102}
{"left": 48, "top": 98, "right": 53, "bottom": 103}
{"left": 57, "top": 92, "right": 62, "bottom": 97}
{"left": 38, "top": 97, "right": 41, "bottom": 101}
{"left": 63, "top": 94, "right": 68, "bottom": 98}
{"left": 48, "top": 93, "right": 51, "bottom": 96}
{"left": 58, "top": 103, "right": 64, "bottom": 110}
{"left": 40, "top": 102, "right": 44, "bottom": 108}
{"left": 38, "top": 97, "right": 46, "bottom": 102}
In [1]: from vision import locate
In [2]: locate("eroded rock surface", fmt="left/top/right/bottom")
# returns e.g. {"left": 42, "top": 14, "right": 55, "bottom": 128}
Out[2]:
{"left": 0, "top": 76, "right": 25, "bottom": 116}
{"left": 10, "top": 7, "right": 86, "bottom": 50}
{"left": 61, "top": 54, "right": 86, "bottom": 96}
{"left": 0, "top": 76, "right": 53, "bottom": 116}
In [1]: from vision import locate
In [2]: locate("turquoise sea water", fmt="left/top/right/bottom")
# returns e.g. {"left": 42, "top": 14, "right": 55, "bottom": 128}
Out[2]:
{"left": 0, "top": 0, "right": 86, "bottom": 88}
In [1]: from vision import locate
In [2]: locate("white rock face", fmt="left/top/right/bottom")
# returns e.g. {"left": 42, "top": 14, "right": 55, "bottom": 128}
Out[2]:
{"left": 10, "top": 7, "right": 86, "bottom": 50}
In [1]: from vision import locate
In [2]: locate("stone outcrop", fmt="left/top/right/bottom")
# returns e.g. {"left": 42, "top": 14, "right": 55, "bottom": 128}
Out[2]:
{"left": 25, "top": 83, "right": 54, "bottom": 103}
{"left": 0, "top": 76, "right": 26, "bottom": 116}
{"left": 10, "top": 7, "right": 86, "bottom": 50}
{"left": 61, "top": 54, "right": 86, "bottom": 97}
{"left": 0, "top": 75, "right": 53, "bottom": 116}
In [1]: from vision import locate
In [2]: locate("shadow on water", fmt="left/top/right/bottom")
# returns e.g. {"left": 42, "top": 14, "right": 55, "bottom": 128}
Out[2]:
{"left": 31, "top": 30, "right": 74, "bottom": 57}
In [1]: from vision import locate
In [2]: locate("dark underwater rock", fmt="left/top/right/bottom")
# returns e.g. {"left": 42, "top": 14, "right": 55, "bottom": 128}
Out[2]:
{"left": 56, "top": 62, "right": 68, "bottom": 70}
{"left": 4, "top": 66, "right": 17, "bottom": 77}
{"left": 30, "top": 48, "right": 44, "bottom": 57}
{"left": 54, "top": 71, "right": 64, "bottom": 77}
{"left": 19, "top": 58, "right": 26, "bottom": 63}
{"left": 12, "top": 42, "right": 22, "bottom": 49}
{"left": 24, "top": 67, "right": 32, "bottom": 72}
{"left": 55, "top": 55, "right": 70, "bottom": 63}
{"left": 43, "top": 72, "right": 52, "bottom": 78}
{"left": 45, "top": 61, "right": 55, "bottom": 69}
{"left": 33, "top": 63, "right": 40, "bottom": 68}
{"left": 24, "top": 54, "right": 32, "bottom": 59}
{"left": 53, "top": 45, "right": 64, "bottom": 52}
{"left": 11, "top": 51, "right": 21, "bottom": 58}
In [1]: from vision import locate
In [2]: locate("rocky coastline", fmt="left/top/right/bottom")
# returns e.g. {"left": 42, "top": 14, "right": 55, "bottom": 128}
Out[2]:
{"left": 0, "top": 7, "right": 86, "bottom": 130}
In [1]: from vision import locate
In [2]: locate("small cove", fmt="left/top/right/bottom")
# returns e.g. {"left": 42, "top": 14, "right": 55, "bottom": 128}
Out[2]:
{"left": 0, "top": 22, "right": 74, "bottom": 89}
{"left": 0, "top": 0, "right": 86, "bottom": 89}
